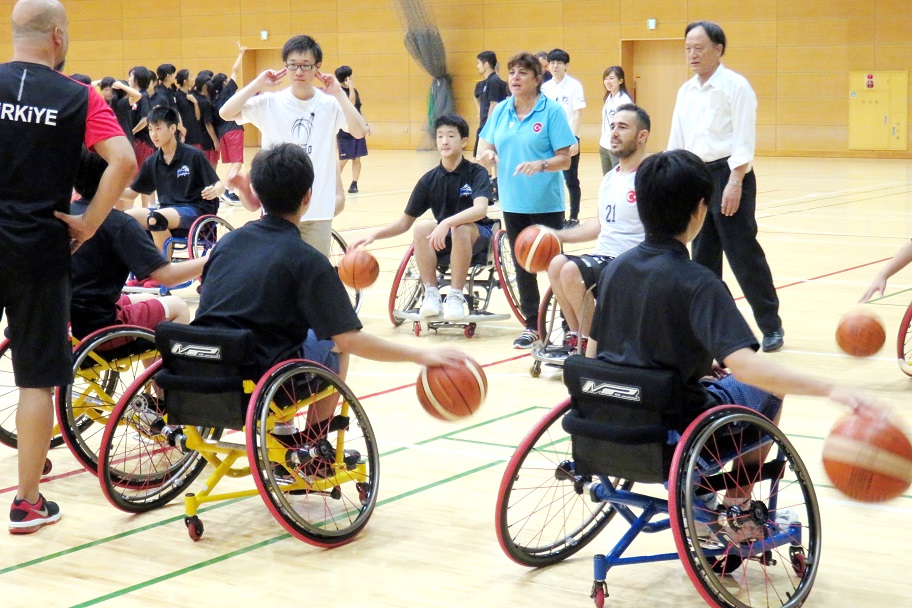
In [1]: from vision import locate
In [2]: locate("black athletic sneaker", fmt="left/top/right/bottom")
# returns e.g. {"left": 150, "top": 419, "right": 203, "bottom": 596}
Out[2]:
{"left": 348, "top": 181, "right": 358, "bottom": 194}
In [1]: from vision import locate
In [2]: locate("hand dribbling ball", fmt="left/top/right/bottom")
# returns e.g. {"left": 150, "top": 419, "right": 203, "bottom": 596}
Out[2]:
{"left": 822, "top": 409, "right": 912, "bottom": 502}
{"left": 338, "top": 250, "right": 379, "bottom": 289}
{"left": 416, "top": 357, "right": 487, "bottom": 421}
{"left": 835, "top": 310, "right": 885, "bottom": 357}
{"left": 514, "top": 225, "right": 561, "bottom": 273}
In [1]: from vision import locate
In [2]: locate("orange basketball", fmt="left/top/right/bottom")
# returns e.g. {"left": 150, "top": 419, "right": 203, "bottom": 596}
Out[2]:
{"left": 514, "top": 225, "right": 561, "bottom": 273}
{"left": 338, "top": 249, "right": 380, "bottom": 289}
{"left": 822, "top": 410, "right": 912, "bottom": 502}
{"left": 416, "top": 357, "right": 487, "bottom": 421}
{"left": 835, "top": 310, "right": 885, "bottom": 357}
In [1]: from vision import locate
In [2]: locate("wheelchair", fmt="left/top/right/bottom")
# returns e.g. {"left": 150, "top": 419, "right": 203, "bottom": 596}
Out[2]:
{"left": 530, "top": 286, "right": 577, "bottom": 377}
{"left": 896, "top": 301, "right": 912, "bottom": 376}
{"left": 388, "top": 221, "right": 524, "bottom": 338}
{"left": 496, "top": 355, "right": 820, "bottom": 608}
{"left": 96, "top": 322, "right": 379, "bottom": 546}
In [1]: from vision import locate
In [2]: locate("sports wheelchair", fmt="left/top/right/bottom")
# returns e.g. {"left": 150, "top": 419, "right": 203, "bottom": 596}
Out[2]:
{"left": 388, "top": 221, "right": 523, "bottom": 338}
{"left": 496, "top": 355, "right": 820, "bottom": 608}
{"left": 96, "top": 322, "right": 378, "bottom": 546}
{"left": 530, "top": 286, "right": 575, "bottom": 377}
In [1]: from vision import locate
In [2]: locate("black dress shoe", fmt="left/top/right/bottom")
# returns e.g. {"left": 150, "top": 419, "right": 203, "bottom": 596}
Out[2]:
{"left": 761, "top": 328, "right": 785, "bottom": 353}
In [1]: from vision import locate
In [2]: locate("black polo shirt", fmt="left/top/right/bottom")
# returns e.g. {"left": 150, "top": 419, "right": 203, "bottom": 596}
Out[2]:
{"left": 193, "top": 214, "right": 363, "bottom": 372}
{"left": 404, "top": 157, "right": 493, "bottom": 225}
{"left": 112, "top": 95, "right": 134, "bottom": 143}
{"left": 590, "top": 236, "right": 759, "bottom": 414}
{"left": 213, "top": 79, "right": 243, "bottom": 139}
{"left": 149, "top": 84, "right": 177, "bottom": 112}
{"left": 192, "top": 92, "right": 216, "bottom": 151}
{"left": 175, "top": 89, "right": 203, "bottom": 146}
{"left": 131, "top": 90, "right": 152, "bottom": 146}
{"left": 69, "top": 199, "right": 167, "bottom": 338}
{"left": 479, "top": 72, "right": 509, "bottom": 127}
{"left": 131, "top": 142, "right": 220, "bottom": 214}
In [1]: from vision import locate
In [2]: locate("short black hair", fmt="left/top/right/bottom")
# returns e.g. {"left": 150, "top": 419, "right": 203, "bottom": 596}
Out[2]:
{"left": 282, "top": 35, "right": 322, "bottom": 64}
{"left": 635, "top": 150, "right": 714, "bottom": 239}
{"left": 99, "top": 76, "right": 116, "bottom": 89}
{"left": 477, "top": 51, "right": 497, "bottom": 69}
{"left": 156, "top": 63, "right": 176, "bottom": 82}
{"left": 208, "top": 73, "right": 227, "bottom": 101}
{"left": 73, "top": 148, "right": 107, "bottom": 201}
{"left": 175, "top": 69, "right": 191, "bottom": 86}
{"left": 535, "top": 50, "right": 549, "bottom": 60}
{"left": 434, "top": 113, "right": 469, "bottom": 139}
{"left": 335, "top": 65, "right": 352, "bottom": 82}
{"left": 69, "top": 73, "right": 91, "bottom": 85}
{"left": 111, "top": 80, "right": 129, "bottom": 100}
{"left": 685, "top": 21, "right": 727, "bottom": 55}
{"left": 130, "top": 66, "right": 151, "bottom": 91}
{"left": 147, "top": 105, "right": 179, "bottom": 128}
{"left": 547, "top": 48, "right": 570, "bottom": 64}
{"left": 192, "top": 72, "right": 210, "bottom": 94}
{"left": 251, "top": 144, "right": 315, "bottom": 216}
{"left": 614, "top": 103, "right": 651, "bottom": 133}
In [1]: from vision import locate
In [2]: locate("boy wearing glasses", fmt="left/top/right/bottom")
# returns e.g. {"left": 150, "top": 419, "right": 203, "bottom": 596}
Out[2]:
{"left": 219, "top": 35, "right": 368, "bottom": 256}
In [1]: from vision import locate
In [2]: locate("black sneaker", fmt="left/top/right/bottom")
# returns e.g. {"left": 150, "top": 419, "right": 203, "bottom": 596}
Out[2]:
{"left": 347, "top": 181, "right": 358, "bottom": 194}
{"left": 223, "top": 191, "right": 240, "bottom": 204}
{"left": 513, "top": 329, "right": 540, "bottom": 349}
{"left": 761, "top": 328, "right": 785, "bottom": 353}
{"left": 563, "top": 218, "right": 580, "bottom": 228}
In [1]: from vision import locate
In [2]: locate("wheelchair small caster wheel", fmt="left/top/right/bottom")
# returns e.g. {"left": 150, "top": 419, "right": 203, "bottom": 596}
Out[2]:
{"left": 530, "top": 361, "right": 542, "bottom": 377}
{"left": 42, "top": 458, "right": 52, "bottom": 475}
{"left": 413, "top": 322, "right": 421, "bottom": 337}
{"left": 464, "top": 323, "right": 476, "bottom": 339}
{"left": 590, "top": 581, "right": 607, "bottom": 608}
{"left": 185, "top": 516, "right": 204, "bottom": 541}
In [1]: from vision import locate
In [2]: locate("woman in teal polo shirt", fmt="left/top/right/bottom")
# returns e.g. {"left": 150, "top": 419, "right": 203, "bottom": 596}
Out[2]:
{"left": 477, "top": 51, "right": 575, "bottom": 349}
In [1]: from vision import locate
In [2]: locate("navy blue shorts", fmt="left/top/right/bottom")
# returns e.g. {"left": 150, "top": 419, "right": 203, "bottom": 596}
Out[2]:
{"left": 701, "top": 374, "right": 783, "bottom": 420}
{"left": 435, "top": 222, "right": 493, "bottom": 262}
{"left": 158, "top": 205, "right": 203, "bottom": 231}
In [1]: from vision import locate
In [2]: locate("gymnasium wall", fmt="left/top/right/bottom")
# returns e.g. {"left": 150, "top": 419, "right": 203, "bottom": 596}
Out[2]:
{"left": 0, "top": 0, "right": 910, "bottom": 157}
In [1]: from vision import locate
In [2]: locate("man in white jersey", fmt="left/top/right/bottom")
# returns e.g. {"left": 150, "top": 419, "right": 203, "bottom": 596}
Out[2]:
{"left": 219, "top": 35, "right": 368, "bottom": 256}
{"left": 546, "top": 104, "right": 650, "bottom": 350}
{"left": 540, "top": 48, "right": 585, "bottom": 227}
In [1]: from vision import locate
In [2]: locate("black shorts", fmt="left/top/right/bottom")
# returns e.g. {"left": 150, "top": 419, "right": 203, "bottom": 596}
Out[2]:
{"left": 568, "top": 254, "right": 614, "bottom": 290}
{"left": 0, "top": 273, "right": 72, "bottom": 387}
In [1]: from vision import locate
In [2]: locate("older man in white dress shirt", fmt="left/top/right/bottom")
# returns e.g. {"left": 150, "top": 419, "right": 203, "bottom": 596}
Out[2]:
{"left": 668, "top": 20, "right": 784, "bottom": 353}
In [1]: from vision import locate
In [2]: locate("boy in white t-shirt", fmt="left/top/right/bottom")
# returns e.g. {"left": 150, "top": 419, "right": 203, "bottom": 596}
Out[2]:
{"left": 219, "top": 35, "right": 368, "bottom": 256}
{"left": 546, "top": 104, "right": 650, "bottom": 349}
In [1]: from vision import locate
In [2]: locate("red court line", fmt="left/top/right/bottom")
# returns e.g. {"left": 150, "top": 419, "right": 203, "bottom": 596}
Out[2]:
{"left": 733, "top": 257, "right": 890, "bottom": 301}
{"left": 0, "top": 354, "right": 531, "bottom": 494}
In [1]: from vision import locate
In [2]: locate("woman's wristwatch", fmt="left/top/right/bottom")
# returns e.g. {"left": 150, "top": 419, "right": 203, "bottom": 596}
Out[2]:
{"left": 540, "top": 160, "right": 549, "bottom": 173}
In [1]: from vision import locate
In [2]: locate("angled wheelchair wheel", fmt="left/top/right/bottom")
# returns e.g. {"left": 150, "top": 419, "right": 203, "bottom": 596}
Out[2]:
{"left": 97, "top": 360, "right": 217, "bottom": 513}
{"left": 496, "top": 398, "right": 633, "bottom": 567}
{"left": 896, "top": 300, "right": 912, "bottom": 376}
{"left": 668, "top": 406, "right": 821, "bottom": 608}
{"left": 57, "top": 326, "right": 157, "bottom": 473}
{"left": 0, "top": 339, "right": 67, "bottom": 449}
{"left": 388, "top": 244, "right": 423, "bottom": 326}
{"left": 330, "top": 230, "right": 363, "bottom": 313}
{"left": 493, "top": 230, "right": 526, "bottom": 325}
{"left": 246, "top": 360, "right": 380, "bottom": 547}
{"left": 537, "top": 287, "right": 570, "bottom": 351}
{"left": 188, "top": 215, "right": 234, "bottom": 259}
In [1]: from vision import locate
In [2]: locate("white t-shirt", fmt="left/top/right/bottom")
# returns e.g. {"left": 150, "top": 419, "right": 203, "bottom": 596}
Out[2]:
{"left": 595, "top": 165, "right": 644, "bottom": 258}
{"left": 599, "top": 91, "right": 633, "bottom": 149}
{"left": 238, "top": 88, "right": 346, "bottom": 221}
{"left": 541, "top": 74, "right": 586, "bottom": 129}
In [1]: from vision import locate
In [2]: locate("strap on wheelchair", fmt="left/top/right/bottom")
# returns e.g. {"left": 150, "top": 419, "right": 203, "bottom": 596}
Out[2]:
{"left": 154, "top": 371, "right": 245, "bottom": 394}
{"left": 561, "top": 409, "right": 671, "bottom": 445}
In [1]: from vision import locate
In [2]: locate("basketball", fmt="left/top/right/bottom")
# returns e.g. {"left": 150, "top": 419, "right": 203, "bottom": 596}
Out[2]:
{"left": 822, "top": 410, "right": 912, "bottom": 502}
{"left": 416, "top": 357, "right": 487, "bottom": 421}
{"left": 338, "top": 249, "right": 380, "bottom": 289}
{"left": 514, "top": 225, "right": 561, "bottom": 273}
{"left": 835, "top": 310, "right": 885, "bottom": 357}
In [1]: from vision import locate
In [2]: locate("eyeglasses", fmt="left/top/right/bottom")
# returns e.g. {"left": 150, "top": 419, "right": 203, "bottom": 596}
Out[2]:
{"left": 285, "top": 63, "right": 316, "bottom": 73}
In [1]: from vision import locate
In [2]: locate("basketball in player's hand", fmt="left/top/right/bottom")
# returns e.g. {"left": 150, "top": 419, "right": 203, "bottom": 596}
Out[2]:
{"left": 835, "top": 310, "right": 885, "bottom": 357}
{"left": 823, "top": 408, "right": 912, "bottom": 502}
{"left": 416, "top": 357, "right": 487, "bottom": 421}
{"left": 514, "top": 225, "right": 561, "bottom": 273}
{"left": 338, "top": 249, "right": 380, "bottom": 289}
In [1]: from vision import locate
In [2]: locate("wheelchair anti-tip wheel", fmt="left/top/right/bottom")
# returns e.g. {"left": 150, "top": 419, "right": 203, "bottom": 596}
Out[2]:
{"left": 56, "top": 326, "right": 157, "bottom": 474}
{"left": 493, "top": 230, "right": 525, "bottom": 325}
{"left": 668, "top": 406, "right": 821, "bottom": 608}
{"left": 97, "top": 360, "right": 219, "bottom": 513}
{"left": 246, "top": 360, "right": 380, "bottom": 547}
{"left": 188, "top": 214, "right": 234, "bottom": 260}
{"left": 495, "top": 399, "right": 633, "bottom": 567}
{"left": 896, "top": 301, "right": 912, "bottom": 376}
{"left": 329, "top": 229, "right": 364, "bottom": 313}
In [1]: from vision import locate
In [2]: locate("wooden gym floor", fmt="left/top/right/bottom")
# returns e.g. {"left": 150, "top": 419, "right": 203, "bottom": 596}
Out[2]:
{"left": 1, "top": 150, "right": 911, "bottom": 607}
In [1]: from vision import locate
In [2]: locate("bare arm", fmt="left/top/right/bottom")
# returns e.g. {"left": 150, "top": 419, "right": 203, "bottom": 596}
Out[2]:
{"left": 316, "top": 71, "right": 368, "bottom": 139}
{"left": 219, "top": 68, "right": 286, "bottom": 122}
{"left": 149, "top": 256, "right": 208, "bottom": 285}
{"left": 860, "top": 240, "right": 912, "bottom": 302}
{"left": 113, "top": 81, "right": 143, "bottom": 105}
{"left": 557, "top": 218, "right": 600, "bottom": 244}
{"left": 229, "top": 42, "right": 246, "bottom": 81}
{"left": 514, "top": 145, "right": 572, "bottom": 175}
{"left": 332, "top": 329, "right": 466, "bottom": 368}
{"left": 426, "top": 197, "right": 489, "bottom": 251}
{"left": 132, "top": 116, "right": 147, "bottom": 135}
{"left": 348, "top": 213, "right": 417, "bottom": 250}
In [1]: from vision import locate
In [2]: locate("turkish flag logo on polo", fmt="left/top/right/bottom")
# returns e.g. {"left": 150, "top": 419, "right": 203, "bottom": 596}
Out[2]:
{"left": 626, "top": 190, "right": 636, "bottom": 203}
{"left": 532, "top": 122, "right": 543, "bottom": 133}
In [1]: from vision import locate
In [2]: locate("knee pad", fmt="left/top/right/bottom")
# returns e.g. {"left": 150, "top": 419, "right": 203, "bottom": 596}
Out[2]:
{"left": 147, "top": 211, "right": 169, "bottom": 232}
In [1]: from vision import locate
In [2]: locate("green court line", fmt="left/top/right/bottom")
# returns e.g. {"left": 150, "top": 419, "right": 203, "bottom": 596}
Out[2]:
{"left": 70, "top": 460, "right": 506, "bottom": 608}
{"left": 863, "top": 286, "right": 912, "bottom": 305}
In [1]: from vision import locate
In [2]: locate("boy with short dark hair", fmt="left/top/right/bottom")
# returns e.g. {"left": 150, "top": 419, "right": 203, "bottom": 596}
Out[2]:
{"left": 122, "top": 106, "right": 224, "bottom": 254}
{"left": 348, "top": 114, "right": 491, "bottom": 321}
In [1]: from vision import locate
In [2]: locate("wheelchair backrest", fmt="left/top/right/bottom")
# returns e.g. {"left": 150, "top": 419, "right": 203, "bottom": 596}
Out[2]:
{"left": 562, "top": 355, "right": 686, "bottom": 483}
{"left": 154, "top": 322, "right": 257, "bottom": 430}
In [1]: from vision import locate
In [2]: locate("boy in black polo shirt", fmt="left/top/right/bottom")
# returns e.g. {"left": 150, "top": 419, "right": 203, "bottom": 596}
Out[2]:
{"left": 589, "top": 150, "right": 881, "bottom": 514}
{"left": 193, "top": 143, "right": 464, "bottom": 394}
{"left": 122, "top": 106, "right": 224, "bottom": 256}
{"left": 349, "top": 114, "right": 492, "bottom": 322}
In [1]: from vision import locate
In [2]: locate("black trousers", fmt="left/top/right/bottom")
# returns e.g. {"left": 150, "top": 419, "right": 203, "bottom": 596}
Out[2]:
{"left": 563, "top": 138, "right": 581, "bottom": 220}
{"left": 504, "top": 211, "right": 565, "bottom": 330}
{"left": 692, "top": 160, "right": 781, "bottom": 335}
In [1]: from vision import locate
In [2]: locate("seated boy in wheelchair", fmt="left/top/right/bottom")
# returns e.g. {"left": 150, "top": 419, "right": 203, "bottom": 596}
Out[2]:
{"left": 120, "top": 106, "right": 224, "bottom": 259}
{"left": 192, "top": 143, "right": 465, "bottom": 416}
{"left": 586, "top": 149, "right": 881, "bottom": 524}
{"left": 546, "top": 104, "right": 649, "bottom": 351}
{"left": 70, "top": 148, "right": 207, "bottom": 341}
{"left": 348, "top": 114, "right": 492, "bottom": 321}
